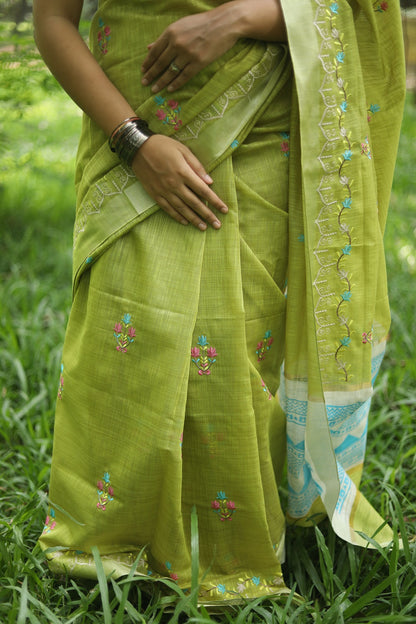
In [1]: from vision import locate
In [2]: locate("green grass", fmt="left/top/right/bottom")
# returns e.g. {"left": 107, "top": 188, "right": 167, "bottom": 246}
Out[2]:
{"left": 1, "top": 26, "right": 416, "bottom": 623}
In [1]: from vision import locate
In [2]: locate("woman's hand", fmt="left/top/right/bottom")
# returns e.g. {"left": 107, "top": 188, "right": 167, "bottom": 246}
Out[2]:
{"left": 141, "top": 9, "right": 240, "bottom": 94}
{"left": 132, "top": 135, "right": 228, "bottom": 230}
{"left": 141, "top": 0, "right": 286, "bottom": 94}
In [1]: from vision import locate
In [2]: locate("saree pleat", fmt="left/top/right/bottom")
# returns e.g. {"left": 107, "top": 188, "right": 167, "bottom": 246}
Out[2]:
{"left": 39, "top": 0, "right": 406, "bottom": 604}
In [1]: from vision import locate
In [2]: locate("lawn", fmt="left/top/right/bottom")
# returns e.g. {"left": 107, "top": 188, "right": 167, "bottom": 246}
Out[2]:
{"left": 0, "top": 19, "right": 415, "bottom": 624}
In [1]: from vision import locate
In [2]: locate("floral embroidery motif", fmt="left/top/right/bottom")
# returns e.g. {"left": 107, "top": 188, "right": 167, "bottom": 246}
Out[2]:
{"left": 367, "top": 103, "right": 380, "bottom": 122}
{"left": 97, "top": 472, "right": 114, "bottom": 510}
{"left": 113, "top": 313, "right": 136, "bottom": 353}
{"left": 211, "top": 491, "right": 236, "bottom": 521}
{"left": 42, "top": 508, "right": 56, "bottom": 534}
{"left": 57, "top": 363, "right": 64, "bottom": 400}
{"left": 230, "top": 139, "right": 239, "bottom": 149}
{"left": 261, "top": 378, "right": 273, "bottom": 400}
{"left": 361, "top": 136, "right": 372, "bottom": 159}
{"left": 154, "top": 96, "right": 183, "bottom": 130}
{"left": 373, "top": 1, "right": 388, "bottom": 12}
{"left": 165, "top": 561, "right": 179, "bottom": 581}
{"left": 191, "top": 335, "right": 217, "bottom": 375}
{"left": 97, "top": 18, "right": 111, "bottom": 55}
{"left": 327, "top": 6, "right": 354, "bottom": 382}
{"left": 256, "top": 330, "right": 273, "bottom": 362}
{"left": 362, "top": 329, "right": 373, "bottom": 344}
{"left": 279, "top": 132, "right": 290, "bottom": 158}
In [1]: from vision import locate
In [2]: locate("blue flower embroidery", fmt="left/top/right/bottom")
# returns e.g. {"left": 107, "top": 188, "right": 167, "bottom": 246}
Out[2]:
{"left": 342, "top": 245, "right": 352, "bottom": 255}
{"left": 154, "top": 95, "right": 165, "bottom": 105}
{"left": 298, "top": 234, "right": 305, "bottom": 242}
{"left": 252, "top": 577, "right": 261, "bottom": 586}
{"left": 369, "top": 104, "right": 380, "bottom": 114}
{"left": 217, "top": 491, "right": 227, "bottom": 500}
{"left": 341, "top": 291, "right": 352, "bottom": 301}
{"left": 85, "top": 256, "right": 93, "bottom": 265}
{"left": 230, "top": 140, "right": 239, "bottom": 149}
{"left": 340, "top": 101, "right": 347, "bottom": 112}
{"left": 217, "top": 584, "right": 226, "bottom": 594}
{"left": 343, "top": 149, "right": 352, "bottom": 161}
{"left": 330, "top": 3, "right": 339, "bottom": 13}
{"left": 197, "top": 335, "right": 208, "bottom": 347}
{"left": 336, "top": 51, "right": 345, "bottom": 63}
{"left": 342, "top": 198, "right": 352, "bottom": 209}
{"left": 340, "top": 336, "right": 351, "bottom": 347}
{"left": 122, "top": 313, "right": 132, "bottom": 325}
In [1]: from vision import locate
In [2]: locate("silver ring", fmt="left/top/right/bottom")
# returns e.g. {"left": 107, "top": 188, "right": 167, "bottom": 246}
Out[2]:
{"left": 170, "top": 62, "right": 181, "bottom": 73}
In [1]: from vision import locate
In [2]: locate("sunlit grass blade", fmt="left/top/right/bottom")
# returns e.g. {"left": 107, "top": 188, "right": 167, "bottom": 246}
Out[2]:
{"left": 91, "top": 546, "right": 113, "bottom": 624}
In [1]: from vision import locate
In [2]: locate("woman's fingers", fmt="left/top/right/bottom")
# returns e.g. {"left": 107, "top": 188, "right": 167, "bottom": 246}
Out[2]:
{"left": 183, "top": 149, "right": 228, "bottom": 214}
{"left": 150, "top": 61, "right": 193, "bottom": 94}
{"left": 141, "top": 34, "right": 168, "bottom": 75}
{"left": 178, "top": 188, "right": 222, "bottom": 229}
{"left": 156, "top": 196, "right": 189, "bottom": 226}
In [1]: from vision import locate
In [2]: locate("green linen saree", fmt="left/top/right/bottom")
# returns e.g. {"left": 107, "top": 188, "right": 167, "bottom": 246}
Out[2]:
{"left": 39, "top": 0, "right": 406, "bottom": 605}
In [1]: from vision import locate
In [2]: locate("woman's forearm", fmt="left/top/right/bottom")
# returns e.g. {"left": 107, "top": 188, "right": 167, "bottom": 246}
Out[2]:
{"left": 33, "top": 2, "right": 135, "bottom": 136}
{"left": 221, "top": 0, "right": 286, "bottom": 43}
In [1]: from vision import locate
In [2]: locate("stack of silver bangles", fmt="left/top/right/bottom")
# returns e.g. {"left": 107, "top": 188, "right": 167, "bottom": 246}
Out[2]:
{"left": 109, "top": 116, "right": 155, "bottom": 166}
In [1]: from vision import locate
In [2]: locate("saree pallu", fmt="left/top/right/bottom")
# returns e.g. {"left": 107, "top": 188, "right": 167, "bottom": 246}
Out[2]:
{"left": 39, "top": 0, "right": 406, "bottom": 605}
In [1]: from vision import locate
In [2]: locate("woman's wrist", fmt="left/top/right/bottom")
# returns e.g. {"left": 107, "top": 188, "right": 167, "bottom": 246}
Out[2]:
{"left": 109, "top": 117, "right": 156, "bottom": 166}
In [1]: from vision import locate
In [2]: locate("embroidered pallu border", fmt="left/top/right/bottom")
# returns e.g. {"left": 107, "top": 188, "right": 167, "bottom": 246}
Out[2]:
{"left": 280, "top": 0, "right": 405, "bottom": 545}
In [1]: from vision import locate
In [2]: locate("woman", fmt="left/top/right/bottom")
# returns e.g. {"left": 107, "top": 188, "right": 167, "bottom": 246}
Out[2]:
{"left": 35, "top": 0, "right": 405, "bottom": 606}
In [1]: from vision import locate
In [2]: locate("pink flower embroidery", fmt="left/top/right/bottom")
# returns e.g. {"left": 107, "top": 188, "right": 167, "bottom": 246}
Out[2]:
{"left": 362, "top": 330, "right": 373, "bottom": 344}
{"left": 211, "top": 492, "right": 236, "bottom": 521}
{"left": 256, "top": 331, "right": 273, "bottom": 362}
{"left": 42, "top": 508, "right": 57, "bottom": 534}
{"left": 113, "top": 313, "right": 135, "bottom": 353}
{"left": 97, "top": 17, "right": 111, "bottom": 55}
{"left": 97, "top": 472, "right": 114, "bottom": 511}
{"left": 154, "top": 96, "right": 183, "bottom": 130}
{"left": 279, "top": 132, "right": 290, "bottom": 157}
{"left": 191, "top": 335, "right": 217, "bottom": 376}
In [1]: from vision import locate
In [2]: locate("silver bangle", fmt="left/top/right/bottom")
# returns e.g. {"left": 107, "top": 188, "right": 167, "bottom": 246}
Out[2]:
{"left": 109, "top": 119, "right": 155, "bottom": 167}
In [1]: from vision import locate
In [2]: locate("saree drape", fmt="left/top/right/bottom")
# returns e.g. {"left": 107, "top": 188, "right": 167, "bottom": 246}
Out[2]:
{"left": 39, "top": 0, "right": 405, "bottom": 605}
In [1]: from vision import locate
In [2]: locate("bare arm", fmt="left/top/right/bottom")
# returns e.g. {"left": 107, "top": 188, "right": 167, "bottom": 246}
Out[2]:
{"left": 33, "top": 0, "right": 135, "bottom": 135}
{"left": 32, "top": 0, "right": 228, "bottom": 230}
